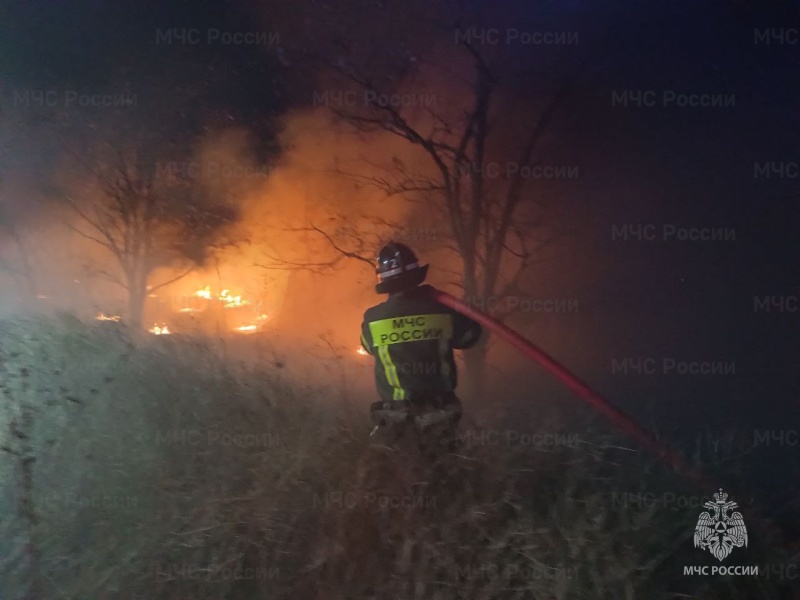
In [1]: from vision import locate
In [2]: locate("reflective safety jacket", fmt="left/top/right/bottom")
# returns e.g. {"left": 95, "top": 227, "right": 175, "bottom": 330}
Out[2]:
{"left": 360, "top": 285, "right": 482, "bottom": 402}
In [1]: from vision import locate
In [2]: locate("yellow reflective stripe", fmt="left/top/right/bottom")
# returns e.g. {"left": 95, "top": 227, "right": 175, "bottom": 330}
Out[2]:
{"left": 386, "top": 346, "right": 405, "bottom": 399}
{"left": 377, "top": 345, "right": 405, "bottom": 400}
{"left": 368, "top": 314, "right": 453, "bottom": 347}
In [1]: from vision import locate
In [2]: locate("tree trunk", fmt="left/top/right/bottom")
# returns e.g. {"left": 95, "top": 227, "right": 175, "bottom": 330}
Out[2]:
{"left": 128, "top": 284, "right": 146, "bottom": 330}
{"left": 13, "top": 231, "right": 38, "bottom": 300}
{"left": 279, "top": 268, "right": 320, "bottom": 336}
{"left": 460, "top": 263, "right": 488, "bottom": 399}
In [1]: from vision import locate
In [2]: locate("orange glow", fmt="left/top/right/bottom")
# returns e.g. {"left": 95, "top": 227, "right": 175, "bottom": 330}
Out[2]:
{"left": 12, "top": 108, "right": 454, "bottom": 367}
{"left": 149, "top": 281, "right": 269, "bottom": 336}
{"left": 357, "top": 346, "right": 368, "bottom": 356}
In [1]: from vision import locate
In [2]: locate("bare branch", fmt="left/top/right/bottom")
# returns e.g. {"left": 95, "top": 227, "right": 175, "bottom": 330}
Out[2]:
{"left": 80, "top": 263, "right": 126, "bottom": 288}
{"left": 148, "top": 266, "right": 196, "bottom": 293}
{"left": 309, "top": 225, "right": 374, "bottom": 266}
{"left": 63, "top": 222, "right": 115, "bottom": 254}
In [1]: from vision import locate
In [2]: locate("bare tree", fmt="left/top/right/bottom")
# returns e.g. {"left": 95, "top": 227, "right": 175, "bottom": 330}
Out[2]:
{"left": 280, "top": 0, "right": 580, "bottom": 390}
{"left": 0, "top": 107, "right": 40, "bottom": 299}
{"left": 0, "top": 225, "right": 39, "bottom": 299}
{"left": 49, "top": 134, "right": 240, "bottom": 330}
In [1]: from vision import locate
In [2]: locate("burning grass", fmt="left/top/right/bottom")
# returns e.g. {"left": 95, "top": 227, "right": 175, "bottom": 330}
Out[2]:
{"left": 0, "top": 314, "right": 796, "bottom": 600}
{"left": 93, "top": 284, "right": 271, "bottom": 337}
{"left": 162, "top": 285, "right": 267, "bottom": 334}
{"left": 95, "top": 312, "right": 122, "bottom": 322}
{"left": 148, "top": 323, "right": 172, "bottom": 335}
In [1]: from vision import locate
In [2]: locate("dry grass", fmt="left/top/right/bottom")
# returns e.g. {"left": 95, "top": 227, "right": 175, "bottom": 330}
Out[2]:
{"left": 0, "top": 314, "right": 796, "bottom": 599}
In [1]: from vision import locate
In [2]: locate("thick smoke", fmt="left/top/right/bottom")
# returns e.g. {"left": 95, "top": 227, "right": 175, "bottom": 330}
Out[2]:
{"left": 0, "top": 70, "right": 595, "bottom": 410}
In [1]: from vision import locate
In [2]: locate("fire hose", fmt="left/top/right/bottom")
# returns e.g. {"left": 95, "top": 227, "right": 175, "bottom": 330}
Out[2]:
{"left": 430, "top": 288, "right": 793, "bottom": 549}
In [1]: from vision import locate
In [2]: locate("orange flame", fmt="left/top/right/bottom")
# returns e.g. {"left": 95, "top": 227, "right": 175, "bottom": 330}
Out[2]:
{"left": 149, "top": 323, "right": 171, "bottom": 335}
{"left": 96, "top": 313, "right": 122, "bottom": 322}
{"left": 234, "top": 314, "right": 269, "bottom": 333}
{"left": 219, "top": 289, "right": 250, "bottom": 308}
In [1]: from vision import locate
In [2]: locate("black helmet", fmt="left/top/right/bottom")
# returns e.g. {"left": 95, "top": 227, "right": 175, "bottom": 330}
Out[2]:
{"left": 375, "top": 242, "right": 429, "bottom": 294}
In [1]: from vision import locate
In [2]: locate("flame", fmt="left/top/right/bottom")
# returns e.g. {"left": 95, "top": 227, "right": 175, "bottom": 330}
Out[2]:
{"left": 234, "top": 314, "right": 269, "bottom": 333}
{"left": 96, "top": 313, "right": 122, "bottom": 322}
{"left": 164, "top": 285, "right": 266, "bottom": 334}
{"left": 192, "top": 285, "right": 252, "bottom": 308}
{"left": 219, "top": 289, "right": 250, "bottom": 308}
{"left": 149, "top": 323, "right": 171, "bottom": 335}
{"left": 357, "top": 346, "right": 369, "bottom": 356}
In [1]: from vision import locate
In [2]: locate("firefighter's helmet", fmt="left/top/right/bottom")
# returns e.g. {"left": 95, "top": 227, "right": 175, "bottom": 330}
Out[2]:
{"left": 375, "top": 242, "right": 428, "bottom": 294}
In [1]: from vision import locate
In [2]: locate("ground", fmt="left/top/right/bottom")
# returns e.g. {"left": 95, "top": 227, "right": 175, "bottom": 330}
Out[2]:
{"left": 0, "top": 315, "right": 796, "bottom": 599}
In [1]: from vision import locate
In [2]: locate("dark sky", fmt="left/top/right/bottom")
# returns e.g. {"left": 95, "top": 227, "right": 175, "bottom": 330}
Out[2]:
{"left": 0, "top": 0, "right": 797, "bottom": 431}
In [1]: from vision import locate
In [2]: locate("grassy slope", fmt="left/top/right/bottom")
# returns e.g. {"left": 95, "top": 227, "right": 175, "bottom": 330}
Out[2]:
{"left": 0, "top": 315, "right": 796, "bottom": 600}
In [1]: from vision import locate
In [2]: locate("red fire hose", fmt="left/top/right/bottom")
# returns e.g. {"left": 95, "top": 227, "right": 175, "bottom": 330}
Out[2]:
{"left": 430, "top": 288, "right": 791, "bottom": 547}
{"left": 431, "top": 288, "right": 700, "bottom": 477}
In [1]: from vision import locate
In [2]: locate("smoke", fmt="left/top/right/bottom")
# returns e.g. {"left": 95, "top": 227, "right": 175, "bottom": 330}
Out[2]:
{"left": 0, "top": 31, "right": 594, "bottom": 408}
{"left": 0, "top": 97, "right": 433, "bottom": 400}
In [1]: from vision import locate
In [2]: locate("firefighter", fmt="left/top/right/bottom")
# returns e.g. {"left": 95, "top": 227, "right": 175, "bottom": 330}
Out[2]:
{"left": 360, "top": 242, "right": 482, "bottom": 459}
